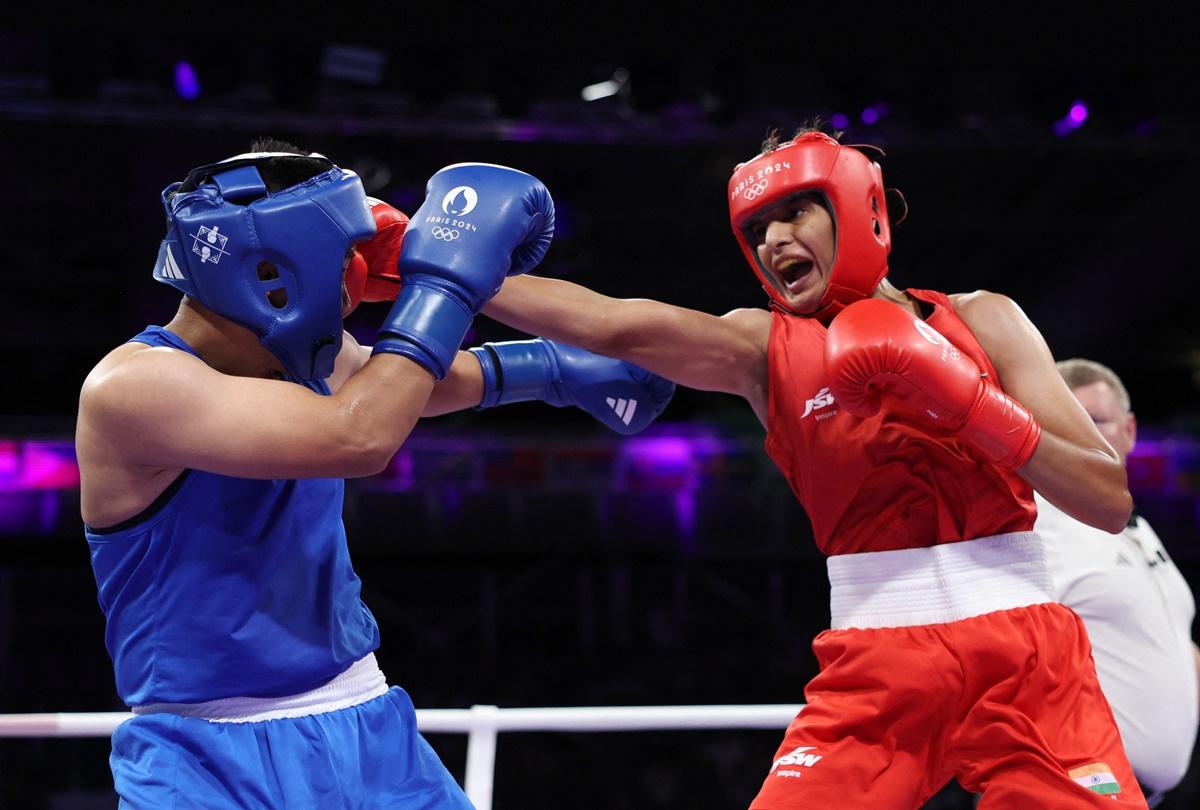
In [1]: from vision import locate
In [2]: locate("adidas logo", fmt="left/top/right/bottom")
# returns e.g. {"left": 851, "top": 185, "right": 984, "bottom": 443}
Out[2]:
{"left": 606, "top": 397, "right": 638, "bottom": 426}
{"left": 159, "top": 245, "right": 186, "bottom": 280}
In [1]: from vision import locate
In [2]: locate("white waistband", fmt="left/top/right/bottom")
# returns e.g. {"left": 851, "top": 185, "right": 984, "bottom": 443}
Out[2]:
{"left": 827, "top": 532, "right": 1054, "bottom": 630}
{"left": 132, "top": 653, "right": 389, "bottom": 723}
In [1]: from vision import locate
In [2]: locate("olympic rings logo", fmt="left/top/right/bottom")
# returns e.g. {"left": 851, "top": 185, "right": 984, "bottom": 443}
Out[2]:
{"left": 432, "top": 226, "right": 460, "bottom": 241}
{"left": 743, "top": 180, "right": 770, "bottom": 200}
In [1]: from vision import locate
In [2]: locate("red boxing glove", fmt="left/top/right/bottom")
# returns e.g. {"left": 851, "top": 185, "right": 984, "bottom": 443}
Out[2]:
{"left": 825, "top": 298, "right": 1041, "bottom": 470}
{"left": 345, "top": 197, "right": 409, "bottom": 313}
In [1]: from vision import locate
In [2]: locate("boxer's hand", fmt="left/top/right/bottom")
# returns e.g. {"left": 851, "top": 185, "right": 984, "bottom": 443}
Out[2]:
{"left": 469, "top": 339, "right": 674, "bottom": 435}
{"left": 825, "top": 298, "right": 1041, "bottom": 470}
{"left": 372, "top": 164, "right": 555, "bottom": 379}
{"left": 345, "top": 198, "right": 408, "bottom": 313}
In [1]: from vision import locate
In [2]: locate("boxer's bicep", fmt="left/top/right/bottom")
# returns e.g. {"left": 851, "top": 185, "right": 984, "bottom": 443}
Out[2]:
{"left": 603, "top": 302, "right": 770, "bottom": 399}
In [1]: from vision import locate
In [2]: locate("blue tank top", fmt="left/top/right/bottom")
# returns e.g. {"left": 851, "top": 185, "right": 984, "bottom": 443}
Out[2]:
{"left": 84, "top": 326, "right": 380, "bottom": 705}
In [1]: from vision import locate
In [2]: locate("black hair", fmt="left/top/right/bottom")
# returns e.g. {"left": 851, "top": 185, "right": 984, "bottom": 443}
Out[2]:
{"left": 250, "top": 136, "right": 306, "bottom": 154}
{"left": 760, "top": 116, "right": 845, "bottom": 154}
{"left": 242, "top": 136, "right": 330, "bottom": 193}
{"left": 173, "top": 136, "right": 332, "bottom": 196}
{"left": 245, "top": 137, "right": 332, "bottom": 192}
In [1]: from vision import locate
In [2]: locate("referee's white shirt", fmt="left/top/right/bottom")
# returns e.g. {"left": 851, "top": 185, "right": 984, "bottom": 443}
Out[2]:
{"left": 1036, "top": 494, "right": 1198, "bottom": 792}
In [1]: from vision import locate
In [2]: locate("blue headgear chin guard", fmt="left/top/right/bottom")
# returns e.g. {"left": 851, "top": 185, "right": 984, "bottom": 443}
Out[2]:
{"left": 152, "top": 152, "right": 377, "bottom": 381}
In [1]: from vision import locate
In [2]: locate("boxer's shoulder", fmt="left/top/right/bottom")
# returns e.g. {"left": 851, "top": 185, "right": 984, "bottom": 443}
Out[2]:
{"left": 81, "top": 340, "right": 208, "bottom": 422}
{"left": 720, "top": 306, "right": 773, "bottom": 340}
{"left": 77, "top": 345, "right": 191, "bottom": 529}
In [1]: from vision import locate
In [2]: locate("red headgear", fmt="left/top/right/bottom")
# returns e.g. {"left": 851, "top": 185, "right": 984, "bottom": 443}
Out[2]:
{"left": 728, "top": 132, "right": 894, "bottom": 321}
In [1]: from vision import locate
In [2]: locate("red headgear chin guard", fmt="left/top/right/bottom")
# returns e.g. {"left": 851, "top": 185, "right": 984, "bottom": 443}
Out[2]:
{"left": 728, "top": 132, "right": 895, "bottom": 322}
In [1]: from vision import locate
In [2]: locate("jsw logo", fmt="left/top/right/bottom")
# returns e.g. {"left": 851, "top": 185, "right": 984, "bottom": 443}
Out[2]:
{"left": 771, "top": 746, "right": 823, "bottom": 773}
{"left": 801, "top": 387, "right": 836, "bottom": 419}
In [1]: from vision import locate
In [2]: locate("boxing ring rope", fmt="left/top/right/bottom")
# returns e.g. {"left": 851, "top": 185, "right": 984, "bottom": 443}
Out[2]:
{"left": 0, "top": 703, "right": 804, "bottom": 810}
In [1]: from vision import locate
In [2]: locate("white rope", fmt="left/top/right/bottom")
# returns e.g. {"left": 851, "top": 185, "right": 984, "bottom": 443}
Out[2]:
{"left": 0, "top": 704, "right": 804, "bottom": 737}
{"left": 0, "top": 704, "right": 805, "bottom": 810}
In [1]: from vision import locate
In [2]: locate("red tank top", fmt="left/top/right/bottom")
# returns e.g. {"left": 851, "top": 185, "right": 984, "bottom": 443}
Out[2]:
{"left": 765, "top": 288, "right": 1036, "bottom": 556}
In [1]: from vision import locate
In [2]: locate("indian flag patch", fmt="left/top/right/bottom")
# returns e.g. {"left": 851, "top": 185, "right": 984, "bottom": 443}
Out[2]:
{"left": 1069, "top": 762, "right": 1121, "bottom": 795}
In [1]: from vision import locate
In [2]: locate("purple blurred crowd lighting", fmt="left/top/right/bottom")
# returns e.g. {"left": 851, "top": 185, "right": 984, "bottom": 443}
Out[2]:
{"left": 6, "top": 433, "right": 1200, "bottom": 540}
{"left": 6, "top": 434, "right": 1198, "bottom": 501}
{"left": 1053, "top": 99, "right": 1088, "bottom": 138}
{"left": 860, "top": 103, "right": 889, "bottom": 126}
{"left": 0, "top": 440, "right": 79, "bottom": 492}
{"left": 0, "top": 440, "right": 78, "bottom": 536}
{"left": 174, "top": 61, "right": 201, "bottom": 101}
{"left": 830, "top": 112, "right": 850, "bottom": 130}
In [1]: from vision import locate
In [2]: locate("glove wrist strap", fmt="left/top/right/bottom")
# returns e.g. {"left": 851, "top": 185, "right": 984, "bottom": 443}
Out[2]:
{"left": 469, "top": 340, "right": 558, "bottom": 409}
{"left": 962, "top": 385, "right": 1043, "bottom": 471}
{"left": 371, "top": 283, "right": 472, "bottom": 380}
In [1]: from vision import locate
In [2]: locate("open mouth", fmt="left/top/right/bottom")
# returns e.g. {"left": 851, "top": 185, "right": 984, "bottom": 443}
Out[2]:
{"left": 776, "top": 258, "right": 814, "bottom": 294}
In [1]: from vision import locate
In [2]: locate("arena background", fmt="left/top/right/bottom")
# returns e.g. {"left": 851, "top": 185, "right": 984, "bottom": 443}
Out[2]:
{"left": 1, "top": 8, "right": 1198, "bottom": 808}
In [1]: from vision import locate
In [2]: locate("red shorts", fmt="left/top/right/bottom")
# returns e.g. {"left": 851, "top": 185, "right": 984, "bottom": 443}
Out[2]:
{"left": 750, "top": 602, "right": 1146, "bottom": 808}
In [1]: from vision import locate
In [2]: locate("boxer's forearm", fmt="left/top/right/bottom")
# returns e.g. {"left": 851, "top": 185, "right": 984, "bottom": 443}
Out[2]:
{"left": 422, "top": 351, "right": 484, "bottom": 416}
{"left": 485, "top": 275, "right": 615, "bottom": 348}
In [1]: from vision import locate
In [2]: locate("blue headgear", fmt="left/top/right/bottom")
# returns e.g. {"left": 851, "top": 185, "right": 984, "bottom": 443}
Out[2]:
{"left": 152, "top": 152, "right": 376, "bottom": 381}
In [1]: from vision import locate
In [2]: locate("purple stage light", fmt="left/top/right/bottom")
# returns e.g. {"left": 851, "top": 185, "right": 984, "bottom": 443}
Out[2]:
{"left": 619, "top": 436, "right": 695, "bottom": 483}
{"left": 617, "top": 435, "right": 705, "bottom": 541}
{"left": 1052, "top": 100, "right": 1089, "bottom": 138}
{"left": 0, "top": 440, "right": 79, "bottom": 493}
{"left": 0, "top": 440, "right": 17, "bottom": 478}
{"left": 174, "top": 61, "right": 201, "bottom": 101}
{"left": 859, "top": 103, "right": 889, "bottom": 126}
{"left": 383, "top": 449, "right": 416, "bottom": 492}
{"left": 830, "top": 112, "right": 849, "bottom": 130}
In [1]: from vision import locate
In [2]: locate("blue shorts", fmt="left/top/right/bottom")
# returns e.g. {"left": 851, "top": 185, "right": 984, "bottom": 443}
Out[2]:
{"left": 111, "top": 687, "right": 474, "bottom": 809}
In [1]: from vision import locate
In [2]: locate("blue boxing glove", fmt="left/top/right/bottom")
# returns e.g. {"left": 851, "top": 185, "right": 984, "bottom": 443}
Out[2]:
{"left": 373, "top": 163, "right": 555, "bottom": 378}
{"left": 469, "top": 339, "right": 675, "bottom": 435}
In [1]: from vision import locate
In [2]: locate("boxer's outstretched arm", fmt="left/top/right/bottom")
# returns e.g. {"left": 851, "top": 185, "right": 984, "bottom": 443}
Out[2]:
{"left": 956, "top": 291, "right": 1132, "bottom": 532}
{"left": 333, "top": 334, "right": 673, "bottom": 433}
{"left": 484, "top": 274, "right": 769, "bottom": 402}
